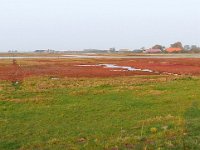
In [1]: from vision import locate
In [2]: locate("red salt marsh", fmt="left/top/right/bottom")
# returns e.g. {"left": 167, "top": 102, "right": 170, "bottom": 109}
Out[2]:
{"left": 1, "top": 58, "right": 200, "bottom": 81}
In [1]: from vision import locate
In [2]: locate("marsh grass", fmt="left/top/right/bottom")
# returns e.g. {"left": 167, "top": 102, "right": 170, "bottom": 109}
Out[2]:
{"left": 0, "top": 75, "right": 200, "bottom": 149}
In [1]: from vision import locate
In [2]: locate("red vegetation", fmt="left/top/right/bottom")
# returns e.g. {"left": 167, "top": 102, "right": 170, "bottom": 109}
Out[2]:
{"left": 1, "top": 58, "right": 200, "bottom": 81}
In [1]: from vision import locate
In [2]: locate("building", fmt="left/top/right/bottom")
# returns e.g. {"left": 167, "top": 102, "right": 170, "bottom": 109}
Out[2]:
{"left": 191, "top": 45, "right": 198, "bottom": 49}
{"left": 184, "top": 45, "right": 190, "bottom": 50}
{"left": 144, "top": 49, "right": 162, "bottom": 53}
{"left": 34, "top": 50, "right": 46, "bottom": 53}
{"left": 166, "top": 48, "right": 182, "bottom": 53}
{"left": 118, "top": 49, "right": 131, "bottom": 52}
{"left": 109, "top": 48, "right": 116, "bottom": 53}
{"left": 34, "top": 49, "right": 55, "bottom": 53}
{"left": 83, "top": 49, "right": 109, "bottom": 53}
{"left": 132, "top": 49, "right": 144, "bottom": 53}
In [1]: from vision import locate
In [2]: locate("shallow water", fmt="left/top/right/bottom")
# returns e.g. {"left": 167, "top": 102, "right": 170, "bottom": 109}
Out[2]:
{"left": 77, "top": 64, "right": 154, "bottom": 73}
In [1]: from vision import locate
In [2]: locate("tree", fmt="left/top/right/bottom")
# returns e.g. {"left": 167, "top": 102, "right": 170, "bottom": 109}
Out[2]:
{"left": 190, "top": 47, "right": 200, "bottom": 53}
{"left": 170, "top": 42, "right": 183, "bottom": 49}
{"left": 152, "top": 45, "right": 165, "bottom": 51}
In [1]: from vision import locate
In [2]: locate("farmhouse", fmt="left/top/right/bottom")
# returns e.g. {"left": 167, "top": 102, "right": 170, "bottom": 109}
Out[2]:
{"left": 166, "top": 48, "right": 182, "bottom": 53}
{"left": 144, "top": 49, "right": 162, "bottom": 53}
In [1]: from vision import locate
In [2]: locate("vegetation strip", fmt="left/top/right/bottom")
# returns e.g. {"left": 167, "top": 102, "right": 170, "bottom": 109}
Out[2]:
{"left": 0, "top": 76, "right": 200, "bottom": 149}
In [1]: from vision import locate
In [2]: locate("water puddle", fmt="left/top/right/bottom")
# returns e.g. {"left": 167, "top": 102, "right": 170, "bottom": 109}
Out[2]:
{"left": 76, "top": 64, "right": 154, "bottom": 73}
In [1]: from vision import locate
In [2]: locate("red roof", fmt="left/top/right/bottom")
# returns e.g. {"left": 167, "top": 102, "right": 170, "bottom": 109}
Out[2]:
{"left": 166, "top": 48, "right": 182, "bottom": 52}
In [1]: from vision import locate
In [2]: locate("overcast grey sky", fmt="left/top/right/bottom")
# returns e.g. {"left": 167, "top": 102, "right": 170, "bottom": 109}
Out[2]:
{"left": 0, "top": 0, "right": 199, "bottom": 51}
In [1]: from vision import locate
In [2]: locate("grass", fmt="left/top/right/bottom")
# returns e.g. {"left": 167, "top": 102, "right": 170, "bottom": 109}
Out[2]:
{"left": 0, "top": 75, "right": 200, "bottom": 149}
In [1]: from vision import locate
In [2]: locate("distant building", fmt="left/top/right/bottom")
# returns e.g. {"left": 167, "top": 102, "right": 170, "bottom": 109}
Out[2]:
{"left": 118, "top": 49, "right": 131, "bottom": 52}
{"left": 184, "top": 45, "right": 190, "bottom": 50}
{"left": 83, "top": 49, "right": 109, "bottom": 53}
{"left": 132, "top": 49, "right": 144, "bottom": 53}
{"left": 8, "top": 50, "right": 18, "bottom": 53}
{"left": 144, "top": 49, "right": 162, "bottom": 53}
{"left": 166, "top": 48, "right": 182, "bottom": 53}
{"left": 34, "top": 50, "right": 46, "bottom": 53}
{"left": 191, "top": 45, "right": 198, "bottom": 49}
{"left": 34, "top": 49, "right": 55, "bottom": 53}
{"left": 109, "top": 48, "right": 116, "bottom": 53}
{"left": 47, "top": 49, "right": 55, "bottom": 53}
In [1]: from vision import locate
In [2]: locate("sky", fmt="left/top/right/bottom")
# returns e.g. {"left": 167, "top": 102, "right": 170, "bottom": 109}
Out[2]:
{"left": 0, "top": 0, "right": 200, "bottom": 52}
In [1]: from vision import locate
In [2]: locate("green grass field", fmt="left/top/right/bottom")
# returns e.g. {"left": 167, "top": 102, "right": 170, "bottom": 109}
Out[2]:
{"left": 0, "top": 75, "right": 200, "bottom": 149}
